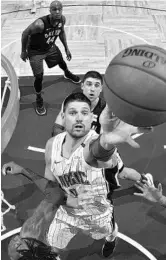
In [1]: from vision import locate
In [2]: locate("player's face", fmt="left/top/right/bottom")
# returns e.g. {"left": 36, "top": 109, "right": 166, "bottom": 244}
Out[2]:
{"left": 81, "top": 77, "right": 102, "bottom": 103}
{"left": 50, "top": 5, "right": 62, "bottom": 20}
{"left": 63, "top": 101, "right": 93, "bottom": 138}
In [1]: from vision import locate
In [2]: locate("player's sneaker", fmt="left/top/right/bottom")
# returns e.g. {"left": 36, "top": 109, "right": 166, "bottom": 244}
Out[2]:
{"left": 102, "top": 238, "right": 116, "bottom": 258}
{"left": 64, "top": 70, "right": 81, "bottom": 83}
{"left": 141, "top": 173, "right": 154, "bottom": 187}
{"left": 36, "top": 95, "right": 47, "bottom": 116}
{"left": 102, "top": 222, "right": 118, "bottom": 258}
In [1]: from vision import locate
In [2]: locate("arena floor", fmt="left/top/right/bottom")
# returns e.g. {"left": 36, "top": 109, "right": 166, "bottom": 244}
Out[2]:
{"left": 1, "top": 1, "right": 166, "bottom": 259}
{"left": 1, "top": 76, "right": 166, "bottom": 260}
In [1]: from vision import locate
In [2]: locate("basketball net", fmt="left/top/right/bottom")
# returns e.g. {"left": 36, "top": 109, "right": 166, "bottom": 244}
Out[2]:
{"left": 1, "top": 191, "right": 16, "bottom": 232}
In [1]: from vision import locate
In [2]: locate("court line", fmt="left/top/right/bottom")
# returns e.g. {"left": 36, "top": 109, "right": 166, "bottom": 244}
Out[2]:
{"left": 1, "top": 24, "right": 151, "bottom": 52}
{"left": 118, "top": 232, "right": 157, "bottom": 260}
{"left": 1, "top": 229, "right": 157, "bottom": 260}
{"left": 27, "top": 146, "right": 45, "bottom": 153}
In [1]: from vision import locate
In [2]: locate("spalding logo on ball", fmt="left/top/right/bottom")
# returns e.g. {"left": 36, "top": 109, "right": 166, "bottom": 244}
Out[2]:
{"left": 103, "top": 45, "right": 166, "bottom": 127}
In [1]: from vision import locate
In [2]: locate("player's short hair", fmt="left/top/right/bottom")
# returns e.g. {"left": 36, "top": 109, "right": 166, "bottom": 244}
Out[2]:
{"left": 63, "top": 92, "right": 91, "bottom": 112}
{"left": 82, "top": 71, "right": 103, "bottom": 85}
{"left": 8, "top": 235, "right": 59, "bottom": 260}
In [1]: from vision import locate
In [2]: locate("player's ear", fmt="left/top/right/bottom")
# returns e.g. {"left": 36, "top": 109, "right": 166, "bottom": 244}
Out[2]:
{"left": 61, "top": 112, "right": 65, "bottom": 120}
{"left": 81, "top": 82, "right": 84, "bottom": 90}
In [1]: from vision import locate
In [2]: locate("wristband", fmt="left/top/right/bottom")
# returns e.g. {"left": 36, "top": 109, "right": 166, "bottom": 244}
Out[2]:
{"left": 89, "top": 135, "right": 115, "bottom": 162}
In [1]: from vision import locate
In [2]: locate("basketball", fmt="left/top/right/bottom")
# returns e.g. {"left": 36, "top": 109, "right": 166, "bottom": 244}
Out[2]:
{"left": 103, "top": 45, "right": 166, "bottom": 127}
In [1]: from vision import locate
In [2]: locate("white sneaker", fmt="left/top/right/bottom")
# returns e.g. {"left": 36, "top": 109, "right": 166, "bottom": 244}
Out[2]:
{"left": 143, "top": 173, "right": 155, "bottom": 187}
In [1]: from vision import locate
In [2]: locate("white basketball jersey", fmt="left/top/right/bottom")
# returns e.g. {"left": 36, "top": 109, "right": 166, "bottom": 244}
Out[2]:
{"left": 50, "top": 130, "right": 118, "bottom": 217}
{"left": 47, "top": 130, "right": 121, "bottom": 248}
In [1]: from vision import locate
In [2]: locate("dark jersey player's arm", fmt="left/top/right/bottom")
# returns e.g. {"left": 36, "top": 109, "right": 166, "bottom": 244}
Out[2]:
{"left": 21, "top": 19, "right": 44, "bottom": 52}
{"left": 59, "top": 16, "right": 69, "bottom": 52}
{"left": 19, "top": 167, "right": 65, "bottom": 205}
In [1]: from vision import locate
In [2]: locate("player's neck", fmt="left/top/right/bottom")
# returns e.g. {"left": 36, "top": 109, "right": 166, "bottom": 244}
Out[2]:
{"left": 49, "top": 15, "right": 60, "bottom": 26}
{"left": 91, "top": 97, "right": 99, "bottom": 111}
{"left": 62, "top": 133, "right": 87, "bottom": 158}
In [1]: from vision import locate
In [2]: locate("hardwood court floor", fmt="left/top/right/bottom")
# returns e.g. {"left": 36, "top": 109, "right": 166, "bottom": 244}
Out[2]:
{"left": 1, "top": 0, "right": 166, "bottom": 76}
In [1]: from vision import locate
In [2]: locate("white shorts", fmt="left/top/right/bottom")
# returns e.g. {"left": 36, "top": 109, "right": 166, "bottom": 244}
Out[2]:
{"left": 47, "top": 205, "right": 114, "bottom": 249}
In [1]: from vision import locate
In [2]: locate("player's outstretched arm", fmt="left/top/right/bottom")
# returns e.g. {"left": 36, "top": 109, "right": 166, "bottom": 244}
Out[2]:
{"left": 134, "top": 181, "right": 166, "bottom": 208}
{"left": 2, "top": 161, "right": 64, "bottom": 204}
{"left": 21, "top": 19, "right": 44, "bottom": 61}
{"left": 84, "top": 105, "right": 152, "bottom": 168}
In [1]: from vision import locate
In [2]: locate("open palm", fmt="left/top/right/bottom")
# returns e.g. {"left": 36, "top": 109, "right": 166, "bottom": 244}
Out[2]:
{"left": 100, "top": 105, "right": 152, "bottom": 148}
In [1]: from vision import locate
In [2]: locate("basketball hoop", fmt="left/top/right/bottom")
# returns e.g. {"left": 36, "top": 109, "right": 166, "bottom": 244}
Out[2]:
{"left": 1, "top": 54, "right": 20, "bottom": 232}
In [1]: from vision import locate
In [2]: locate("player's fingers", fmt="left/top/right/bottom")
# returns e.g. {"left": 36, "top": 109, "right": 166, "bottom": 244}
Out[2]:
{"left": 158, "top": 183, "right": 163, "bottom": 193}
{"left": 127, "top": 137, "right": 140, "bottom": 148}
{"left": 134, "top": 182, "right": 144, "bottom": 191}
{"left": 134, "top": 192, "right": 144, "bottom": 197}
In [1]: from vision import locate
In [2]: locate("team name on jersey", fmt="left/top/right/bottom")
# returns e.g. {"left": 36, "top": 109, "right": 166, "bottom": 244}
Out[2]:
{"left": 45, "top": 26, "right": 62, "bottom": 38}
{"left": 58, "top": 171, "right": 90, "bottom": 197}
{"left": 59, "top": 170, "right": 90, "bottom": 187}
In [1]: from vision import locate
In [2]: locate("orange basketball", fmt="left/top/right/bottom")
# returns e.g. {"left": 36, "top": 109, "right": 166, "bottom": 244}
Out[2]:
{"left": 103, "top": 45, "right": 166, "bottom": 126}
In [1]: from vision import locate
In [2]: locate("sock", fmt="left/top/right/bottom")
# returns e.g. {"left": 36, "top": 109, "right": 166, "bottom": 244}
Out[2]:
{"left": 106, "top": 223, "right": 118, "bottom": 242}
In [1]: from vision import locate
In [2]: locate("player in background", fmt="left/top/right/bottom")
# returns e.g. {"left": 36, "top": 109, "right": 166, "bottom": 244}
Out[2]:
{"left": 21, "top": 0, "right": 80, "bottom": 116}
{"left": 52, "top": 71, "right": 106, "bottom": 136}
{"left": 2, "top": 162, "right": 64, "bottom": 260}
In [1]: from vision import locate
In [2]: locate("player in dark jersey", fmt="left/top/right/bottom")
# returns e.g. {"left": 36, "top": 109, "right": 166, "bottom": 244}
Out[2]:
{"left": 21, "top": 0, "right": 81, "bottom": 116}
{"left": 52, "top": 71, "right": 106, "bottom": 136}
{"left": 2, "top": 162, "right": 64, "bottom": 260}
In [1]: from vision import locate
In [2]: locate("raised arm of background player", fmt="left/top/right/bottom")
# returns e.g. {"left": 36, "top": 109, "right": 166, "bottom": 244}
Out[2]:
{"left": 2, "top": 162, "right": 66, "bottom": 241}
{"left": 21, "top": 19, "right": 44, "bottom": 61}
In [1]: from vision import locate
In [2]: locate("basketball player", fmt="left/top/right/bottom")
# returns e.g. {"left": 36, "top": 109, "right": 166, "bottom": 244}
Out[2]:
{"left": 44, "top": 92, "right": 153, "bottom": 257}
{"left": 2, "top": 162, "right": 64, "bottom": 260}
{"left": 2, "top": 99, "right": 153, "bottom": 259}
{"left": 21, "top": 0, "right": 81, "bottom": 116}
{"left": 134, "top": 180, "right": 166, "bottom": 208}
{"left": 52, "top": 70, "right": 106, "bottom": 136}
{"left": 52, "top": 71, "right": 152, "bottom": 195}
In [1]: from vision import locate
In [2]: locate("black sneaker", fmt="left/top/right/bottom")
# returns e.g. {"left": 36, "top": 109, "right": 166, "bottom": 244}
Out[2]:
{"left": 64, "top": 70, "right": 81, "bottom": 83}
{"left": 102, "top": 238, "right": 116, "bottom": 258}
{"left": 36, "top": 95, "right": 47, "bottom": 116}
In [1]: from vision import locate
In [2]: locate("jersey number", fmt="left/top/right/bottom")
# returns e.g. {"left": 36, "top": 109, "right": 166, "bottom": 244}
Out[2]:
{"left": 46, "top": 36, "right": 55, "bottom": 45}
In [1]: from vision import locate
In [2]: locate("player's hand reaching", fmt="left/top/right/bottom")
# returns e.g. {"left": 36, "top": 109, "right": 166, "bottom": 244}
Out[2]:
{"left": 100, "top": 104, "right": 153, "bottom": 148}
{"left": 20, "top": 51, "right": 29, "bottom": 62}
{"left": 2, "top": 162, "right": 24, "bottom": 176}
{"left": 134, "top": 180, "right": 163, "bottom": 203}
{"left": 65, "top": 48, "right": 72, "bottom": 61}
